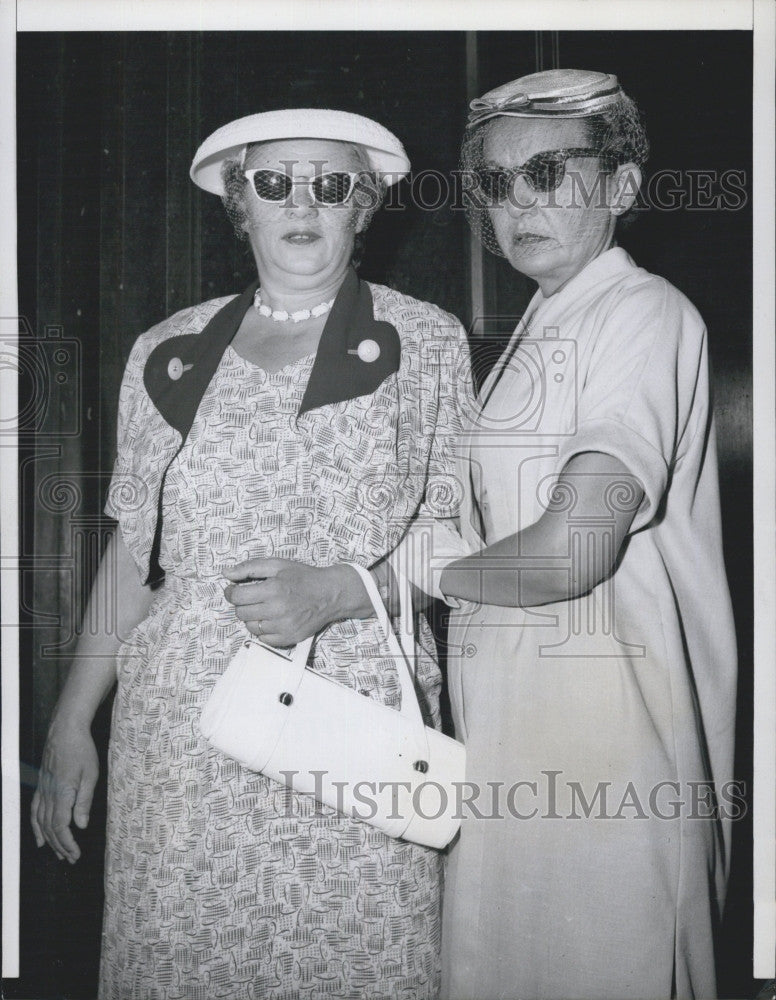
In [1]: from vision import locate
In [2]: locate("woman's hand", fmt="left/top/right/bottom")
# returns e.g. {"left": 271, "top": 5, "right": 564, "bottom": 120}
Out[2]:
{"left": 223, "top": 558, "right": 374, "bottom": 647}
{"left": 29, "top": 530, "right": 151, "bottom": 863}
{"left": 31, "top": 718, "right": 99, "bottom": 863}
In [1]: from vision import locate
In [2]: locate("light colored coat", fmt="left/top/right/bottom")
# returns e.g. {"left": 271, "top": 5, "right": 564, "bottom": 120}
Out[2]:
{"left": 442, "top": 248, "right": 737, "bottom": 1000}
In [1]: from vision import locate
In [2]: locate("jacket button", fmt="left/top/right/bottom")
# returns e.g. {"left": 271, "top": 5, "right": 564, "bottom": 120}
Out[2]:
{"left": 167, "top": 357, "right": 184, "bottom": 380}
{"left": 356, "top": 339, "right": 380, "bottom": 363}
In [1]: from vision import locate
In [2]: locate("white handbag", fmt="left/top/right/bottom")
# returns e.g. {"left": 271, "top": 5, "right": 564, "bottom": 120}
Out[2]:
{"left": 200, "top": 562, "right": 465, "bottom": 849}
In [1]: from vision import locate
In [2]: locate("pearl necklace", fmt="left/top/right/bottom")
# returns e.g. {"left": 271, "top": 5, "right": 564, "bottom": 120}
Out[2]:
{"left": 253, "top": 289, "right": 334, "bottom": 323}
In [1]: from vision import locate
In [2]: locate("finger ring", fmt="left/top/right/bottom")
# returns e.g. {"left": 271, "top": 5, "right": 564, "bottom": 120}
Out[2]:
{"left": 256, "top": 621, "right": 263, "bottom": 635}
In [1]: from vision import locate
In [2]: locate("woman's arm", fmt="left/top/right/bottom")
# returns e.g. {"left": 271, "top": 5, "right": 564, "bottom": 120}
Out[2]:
{"left": 31, "top": 528, "right": 154, "bottom": 863}
{"left": 439, "top": 452, "right": 644, "bottom": 607}
{"left": 223, "top": 453, "right": 642, "bottom": 639}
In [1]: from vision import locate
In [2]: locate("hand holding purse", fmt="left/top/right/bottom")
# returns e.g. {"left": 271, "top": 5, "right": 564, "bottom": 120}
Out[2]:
{"left": 200, "top": 562, "right": 465, "bottom": 849}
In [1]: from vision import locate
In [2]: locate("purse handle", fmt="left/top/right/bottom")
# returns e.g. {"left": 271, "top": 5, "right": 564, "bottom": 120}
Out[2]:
{"left": 343, "top": 562, "right": 426, "bottom": 734}
{"left": 246, "top": 563, "right": 427, "bottom": 742}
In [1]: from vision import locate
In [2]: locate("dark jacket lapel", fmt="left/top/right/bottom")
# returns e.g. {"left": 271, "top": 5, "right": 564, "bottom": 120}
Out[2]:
{"left": 142, "top": 267, "right": 401, "bottom": 430}
{"left": 299, "top": 267, "right": 401, "bottom": 414}
{"left": 143, "top": 280, "right": 259, "bottom": 437}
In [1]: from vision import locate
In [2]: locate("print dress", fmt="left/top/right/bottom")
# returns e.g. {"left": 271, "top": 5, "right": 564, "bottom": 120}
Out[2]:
{"left": 100, "top": 278, "right": 471, "bottom": 1000}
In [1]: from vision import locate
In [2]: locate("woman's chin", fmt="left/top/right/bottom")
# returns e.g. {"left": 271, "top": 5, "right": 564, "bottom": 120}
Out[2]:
{"left": 263, "top": 252, "right": 337, "bottom": 282}
{"left": 256, "top": 241, "right": 353, "bottom": 284}
{"left": 503, "top": 240, "right": 558, "bottom": 277}
{"left": 279, "top": 241, "right": 327, "bottom": 264}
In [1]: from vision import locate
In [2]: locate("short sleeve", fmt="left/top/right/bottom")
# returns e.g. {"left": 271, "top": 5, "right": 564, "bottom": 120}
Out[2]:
{"left": 102, "top": 333, "right": 168, "bottom": 581}
{"left": 104, "top": 336, "right": 148, "bottom": 522}
{"left": 557, "top": 279, "right": 706, "bottom": 532}
{"left": 101, "top": 296, "right": 238, "bottom": 579}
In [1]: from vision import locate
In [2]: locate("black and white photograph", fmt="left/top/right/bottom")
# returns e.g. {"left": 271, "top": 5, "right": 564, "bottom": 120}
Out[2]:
{"left": 2, "top": 2, "right": 774, "bottom": 999}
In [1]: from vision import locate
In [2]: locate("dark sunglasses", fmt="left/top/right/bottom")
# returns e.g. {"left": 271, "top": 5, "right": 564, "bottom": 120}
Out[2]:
{"left": 476, "top": 148, "right": 602, "bottom": 198}
{"left": 244, "top": 168, "right": 361, "bottom": 205}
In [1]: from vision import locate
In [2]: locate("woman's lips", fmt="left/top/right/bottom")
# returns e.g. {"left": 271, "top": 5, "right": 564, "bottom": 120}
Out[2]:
{"left": 510, "top": 233, "right": 554, "bottom": 256}
{"left": 283, "top": 231, "right": 321, "bottom": 245}
{"left": 512, "top": 233, "right": 551, "bottom": 247}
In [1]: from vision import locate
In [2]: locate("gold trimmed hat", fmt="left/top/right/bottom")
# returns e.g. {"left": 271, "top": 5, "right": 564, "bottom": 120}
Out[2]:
{"left": 468, "top": 69, "right": 624, "bottom": 128}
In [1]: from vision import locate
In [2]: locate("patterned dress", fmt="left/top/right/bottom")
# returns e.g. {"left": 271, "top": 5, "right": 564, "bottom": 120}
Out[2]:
{"left": 100, "top": 279, "right": 471, "bottom": 1000}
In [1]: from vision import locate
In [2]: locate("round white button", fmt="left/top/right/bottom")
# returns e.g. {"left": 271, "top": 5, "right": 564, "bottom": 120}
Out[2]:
{"left": 167, "top": 357, "right": 184, "bottom": 380}
{"left": 357, "top": 339, "right": 380, "bottom": 363}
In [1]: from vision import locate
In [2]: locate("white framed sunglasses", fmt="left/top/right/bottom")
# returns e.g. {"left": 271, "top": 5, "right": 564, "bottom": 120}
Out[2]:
{"left": 244, "top": 168, "right": 362, "bottom": 205}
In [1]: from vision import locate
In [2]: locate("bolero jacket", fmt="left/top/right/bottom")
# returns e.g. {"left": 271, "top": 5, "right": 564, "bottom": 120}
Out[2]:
{"left": 105, "top": 267, "right": 474, "bottom": 585}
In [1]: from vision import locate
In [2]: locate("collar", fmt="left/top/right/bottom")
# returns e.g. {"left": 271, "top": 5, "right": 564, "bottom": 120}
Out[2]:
{"left": 142, "top": 266, "right": 401, "bottom": 436}
{"left": 531, "top": 246, "right": 637, "bottom": 315}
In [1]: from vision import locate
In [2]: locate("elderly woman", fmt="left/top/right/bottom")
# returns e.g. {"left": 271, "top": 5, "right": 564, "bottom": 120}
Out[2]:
{"left": 435, "top": 70, "right": 738, "bottom": 1000}
{"left": 31, "top": 108, "right": 471, "bottom": 999}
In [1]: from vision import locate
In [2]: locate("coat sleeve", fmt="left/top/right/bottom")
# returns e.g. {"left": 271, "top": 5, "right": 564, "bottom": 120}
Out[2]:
{"left": 556, "top": 278, "right": 708, "bottom": 533}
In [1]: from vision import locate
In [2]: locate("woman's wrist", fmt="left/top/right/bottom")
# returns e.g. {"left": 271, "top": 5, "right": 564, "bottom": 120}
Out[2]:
{"left": 322, "top": 564, "right": 374, "bottom": 621}
{"left": 49, "top": 704, "right": 95, "bottom": 735}
{"left": 48, "top": 656, "right": 118, "bottom": 732}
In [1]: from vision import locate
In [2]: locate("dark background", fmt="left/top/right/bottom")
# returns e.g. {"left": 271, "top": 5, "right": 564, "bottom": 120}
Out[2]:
{"left": 11, "top": 30, "right": 753, "bottom": 999}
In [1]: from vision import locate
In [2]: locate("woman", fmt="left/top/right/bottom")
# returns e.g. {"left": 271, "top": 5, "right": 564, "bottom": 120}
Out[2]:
{"left": 31, "top": 108, "right": 472, "bottom": 999}
{"left": 246, "top": 71, "right": 737, "bottom": 998}
{"left": 436, "top": 69, "right": 738, "bottom": 1000}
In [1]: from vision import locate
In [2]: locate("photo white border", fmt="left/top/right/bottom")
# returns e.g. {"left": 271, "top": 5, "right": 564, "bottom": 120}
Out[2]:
{"left": 753, "top": 0, "right": 776, "bottom": 981}
{"left": 13, "top": 0, "right": 753, "bottom": 32}
{"left": 1, "top": 0, "right": 20, "bottom": 981}
{"left": 2, "top": 0, "right": 772, "bottom": 984}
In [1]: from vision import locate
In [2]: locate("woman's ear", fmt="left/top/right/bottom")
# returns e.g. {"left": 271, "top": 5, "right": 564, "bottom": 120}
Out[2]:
{"left": 351, "top": 173, "right": 382, "bottom": 235}
{"left": 609, "top": 162, "right": 642, "bottom": 216}
{"left": 240, "top": 204, "right": 252, "bottom": 235}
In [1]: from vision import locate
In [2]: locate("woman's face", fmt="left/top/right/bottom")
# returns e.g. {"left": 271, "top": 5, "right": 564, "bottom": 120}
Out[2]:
{"left": 241, "top": 139, "right": 366, "bottom": 294}
{"left": 483, "top": 117, "right": 621, "bottom": 296}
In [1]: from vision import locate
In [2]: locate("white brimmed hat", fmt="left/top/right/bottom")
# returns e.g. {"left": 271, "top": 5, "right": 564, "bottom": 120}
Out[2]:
{"left": 190, "top": 108, "right": 411, "bottom": 195}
